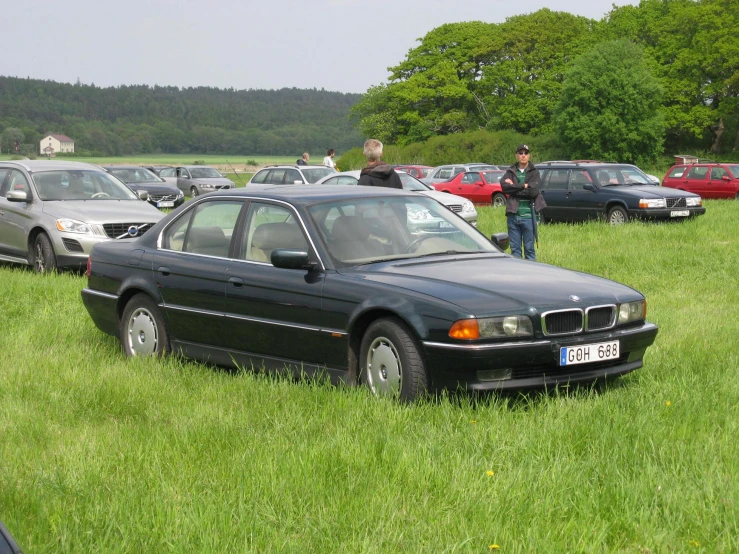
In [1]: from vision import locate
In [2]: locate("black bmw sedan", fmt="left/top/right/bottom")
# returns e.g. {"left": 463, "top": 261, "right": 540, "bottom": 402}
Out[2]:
{"left": 536, "top": 162, "right": 705, "bottom": 224}
{"left": 81, "top": 186, "right": 658, "bottom": 401}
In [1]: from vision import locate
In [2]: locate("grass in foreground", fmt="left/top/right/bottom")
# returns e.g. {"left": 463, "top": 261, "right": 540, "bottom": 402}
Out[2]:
{"left": 0, "top": 202, "right": 737, "bottom": 552}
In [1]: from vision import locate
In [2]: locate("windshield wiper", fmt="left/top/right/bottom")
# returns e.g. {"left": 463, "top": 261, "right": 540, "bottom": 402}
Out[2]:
{"left": 415, "top": 250, "right": 486, "bottom": 258}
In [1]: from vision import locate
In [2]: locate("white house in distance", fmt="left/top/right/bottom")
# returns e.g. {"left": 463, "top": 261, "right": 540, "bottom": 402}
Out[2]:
{"left": 39, "top": 134, "right": 75, "bottom": 155}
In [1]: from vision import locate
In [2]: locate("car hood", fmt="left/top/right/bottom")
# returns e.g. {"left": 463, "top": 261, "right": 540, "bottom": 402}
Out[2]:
{"left": 339, "top": 255, "right": 640, "bottom": 316}
{"left": 126, "top": 183, "right": 181, "bottom": 194}
{"left": 42, "top": 200, "right": 164, "bottom": 222}
{"left": 607, "top": 184, "right": 697, "bottom": 198}
{"left": 418, "top": 189, "right": 470, "bottom": 207}
{"left": 192, "top": 177, "right": 234, "bottom": 186}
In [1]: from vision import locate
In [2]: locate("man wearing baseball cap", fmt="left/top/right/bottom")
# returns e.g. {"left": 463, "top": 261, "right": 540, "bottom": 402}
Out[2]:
{"left": 500, "top": 144, "right": 546, "bottom": 260}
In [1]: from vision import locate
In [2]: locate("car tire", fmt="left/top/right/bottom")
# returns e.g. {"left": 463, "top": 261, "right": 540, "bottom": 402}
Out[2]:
{"left": 607, "top": 206, "right": 629, "bottom": 225}
{"left": 190, "top": 186, "right": 199, "bottom": 197}
{"left": 492, "top": 193, "right": 506, "bottom": 207}
{"left": 359, "top": 317, "right": 428, "bottom": 402}
{"left": 32, "top": 233, "right": 57, "bottom": 273}
{"left": 120, "top": 293, "right": 170, "bottom": 357}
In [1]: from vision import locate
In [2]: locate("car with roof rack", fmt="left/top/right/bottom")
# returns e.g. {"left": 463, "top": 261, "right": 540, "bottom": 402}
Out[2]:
{"left": 247, "top": 165, "right": 337, "bottom": 188}
{"left": 535, "top": 161, "right": 705, "bottom": 224}
{"left": 421, "top": 163, "right": 503, "bottom": 186}
{"left": 662, "top": 160, "right": 739, "bottom": 199}
{"left": 0, "top": 160, "right": 163, "bottom": 272}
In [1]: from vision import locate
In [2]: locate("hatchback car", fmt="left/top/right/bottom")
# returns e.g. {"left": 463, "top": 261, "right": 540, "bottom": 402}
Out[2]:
{"left": 662, "top": 162, "right": 739, "bottom": 199}
{"left": 81, "top": 186, "right": 658, "bottom": 402}
{"left": 248, "top": 165, "right": 336, "bottom": 188}
{"left": 103, "top": 166, "right": 185, "bottom": 209}
{"left": 159, "top": 166, "right": 235, "bottom": 197}
{"left": 315, "top": 169, "right": 478, "bottom": 226}
{"left": 433, "top": 170, "right": 506, "bottom": 206}
{"left": 422, "top": 163, "right": 502, "bottom": 186}
{"left": 0, "top": 160, "right": 164, "bottom": 272}
{"left": 536, "top": 162, "right": 705, "bottom": 224}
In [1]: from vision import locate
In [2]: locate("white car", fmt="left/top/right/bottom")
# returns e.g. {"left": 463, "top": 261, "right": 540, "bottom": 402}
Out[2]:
{"left": 316, "top": 169, "right": 478, "bottom": 227}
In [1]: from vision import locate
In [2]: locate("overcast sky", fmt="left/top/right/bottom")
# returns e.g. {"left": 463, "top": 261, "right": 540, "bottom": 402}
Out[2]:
{"left": 3, "top": 0, "right": 637, "bottom": 95}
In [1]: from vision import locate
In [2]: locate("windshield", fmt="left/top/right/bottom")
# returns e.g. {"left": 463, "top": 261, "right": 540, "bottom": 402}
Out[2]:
{"left": 308, "top": 195, "right": 497, "bottom": 268}
{"left": 190, "top": 167, "right": 223, "bottom": 179}
{"left": 591, "top": 165, "right": 653, "bottom": 186}
{"left": 302, "top": 167, "right": 335, "bottom": 183}
{"left": 32, "top": 170, "right": 139, "bottom": 201}
{"left": 108, "top": 167, "right": 163, "bottom": 183}
{"left": 398, "top": 172, "right": 432, "bottom": 191}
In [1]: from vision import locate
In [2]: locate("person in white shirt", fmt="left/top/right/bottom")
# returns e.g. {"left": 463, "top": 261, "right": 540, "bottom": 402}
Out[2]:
{"left": 323, "top": 148, "right": 336, "bottom": 169}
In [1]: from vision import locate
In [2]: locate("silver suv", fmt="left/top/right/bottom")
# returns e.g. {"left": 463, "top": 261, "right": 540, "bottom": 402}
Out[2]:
{"left": 0, "top": 160, "right": 163, "bottom": 272}
{"left": 248, "top": 165, "right": 337, "bottom": 188}
{"left": 422, "top": 163, "right": 501, "bottom": 186}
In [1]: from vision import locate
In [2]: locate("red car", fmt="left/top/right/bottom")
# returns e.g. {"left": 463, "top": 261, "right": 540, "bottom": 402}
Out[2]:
{"left": 394, "top": 165, "right": 433, "bottom": 179}
{"left": 433, "top": 170, "right": 506, "bottom": 206}
{"left": 662, "top": 162, "right": 739, "bottom": 199}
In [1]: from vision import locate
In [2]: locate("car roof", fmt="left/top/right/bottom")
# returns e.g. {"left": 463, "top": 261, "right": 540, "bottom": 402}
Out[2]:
{"left": 537, "top": 161, "right": 635, "bottom": 168}
{"left": 179, "top": 165, "right": 219, "bottom": 169}
{"left": 103, "top": 165, "right": 156, "bottom": 170}
{"left": 1, "top": 160, "right": 104, "bottom": 172}
{"left": 212, "top": 184, "right": 414, "bottom": 205}
{"left": 258, "top": 165, "right": 328, "bottom": 170}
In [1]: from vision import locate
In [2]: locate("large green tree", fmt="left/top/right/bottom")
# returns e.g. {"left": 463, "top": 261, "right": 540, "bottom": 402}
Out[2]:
{"left": 554, "top": 40, "right": 664, "bottom": 163}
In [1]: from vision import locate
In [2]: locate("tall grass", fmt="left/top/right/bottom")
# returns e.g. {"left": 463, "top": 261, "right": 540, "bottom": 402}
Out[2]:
{"left": 1, "top": 201, "right": 737, "bottom": 552}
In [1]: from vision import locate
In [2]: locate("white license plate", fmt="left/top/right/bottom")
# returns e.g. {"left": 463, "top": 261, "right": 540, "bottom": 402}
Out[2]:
{"left": 560, "top": 341, "right": 619, "bottom": 366}
{"left": 157, "top": 201, "right": 175, "bottom": 208}
{"left": 670, "top": 210, "right": 689, "bottom": 217}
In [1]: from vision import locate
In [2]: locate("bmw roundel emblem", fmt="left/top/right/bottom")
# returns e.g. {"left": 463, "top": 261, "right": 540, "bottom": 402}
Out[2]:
{"left": 127, "top": 225, "right": 139, "bottom": 237}
{"left": 569, "top": 295, "right": 582, "bottom": 302}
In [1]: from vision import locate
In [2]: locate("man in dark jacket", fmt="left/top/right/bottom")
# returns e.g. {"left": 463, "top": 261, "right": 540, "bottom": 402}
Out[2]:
{"left": 357, "top": 139, "right": 403, "bottom": 189}
{"left": 501, "top": 144, "right": 545, "bottom": 260}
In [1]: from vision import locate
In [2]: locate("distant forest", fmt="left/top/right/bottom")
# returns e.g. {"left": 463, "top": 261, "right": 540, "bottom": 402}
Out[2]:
{"left": 0, "top": 76, "right": 364, "bottom": 156}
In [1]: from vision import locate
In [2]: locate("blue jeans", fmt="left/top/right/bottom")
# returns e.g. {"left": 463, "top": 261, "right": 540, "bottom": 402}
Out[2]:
{"left": 507, "top": 215, "right": 536, "bottom": 260}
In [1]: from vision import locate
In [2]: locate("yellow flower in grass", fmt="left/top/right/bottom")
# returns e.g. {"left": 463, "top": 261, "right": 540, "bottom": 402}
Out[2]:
{"left": 489, "top": 545, "right": 500, "bottom": 550}
{"left": 486, "top": 470, "right": 495, "bottom": 476}
{"left": 689, "top": 540, "right": 700, "bottom": 547}
{"left": 471, "top": 419, "right": 477, "bottom": 424}
{"left": 666, "top": 401, "right": 672, "bottom": 407}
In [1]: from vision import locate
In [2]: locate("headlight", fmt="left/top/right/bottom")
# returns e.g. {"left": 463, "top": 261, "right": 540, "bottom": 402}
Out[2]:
{"left": 462, "top": 200, "right": 475, "bottom": 213}
{"left": 200, "top": 183, "right": 214, "bottom": 189}
{"left": 618, "top": 300, "right": 646, "bottom": 324}
{"left": 177, "top": 190, "right": 184, "bottom": 197}
{"left": 638, "top": 198, "right": 666, "bottom": 209}
{"left": 407, "top": 207, "right": 433, "bottom": 221}
{"left": 56, "top": 218, "right": 92, "bottom": 234}
{"left": 686, "top": 197, "right": 702, "bottom": 206}
{"left": 449, "top": 316, "right": 533, "bottom": 339}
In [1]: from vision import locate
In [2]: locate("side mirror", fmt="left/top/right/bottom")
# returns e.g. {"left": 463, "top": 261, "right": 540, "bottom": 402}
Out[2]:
{"left": 723, "top": 175, "right": 732, "bottom": 181}
{"left": 583, "top": 183, "right": 596, "bottom": 191}
{"left": 490, "top": 232, "right": 510, "bottom": 252}
{"left": 293, "top": 180, "right": 303, "bottom": 184}
{"left": 271, "top": 249, "right": 315, "bottom": 270}
{"left": 6, "top": 190, "right": 28, "bottom": 202}
{"left": 137, "top": 190, "right": 149, "bottom": 201}
{"left": 477, "top": 182, "right": 485, "bottom": 186}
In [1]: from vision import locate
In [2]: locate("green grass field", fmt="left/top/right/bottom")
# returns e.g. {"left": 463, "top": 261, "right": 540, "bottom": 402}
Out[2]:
{"left": 1, "top": 202, "right": 737, "bottom": 552}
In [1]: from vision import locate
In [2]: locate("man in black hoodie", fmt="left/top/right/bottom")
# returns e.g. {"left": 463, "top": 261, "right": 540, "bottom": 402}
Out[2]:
{"left": 358, "top": 139, "right": 403, "bottom": 189}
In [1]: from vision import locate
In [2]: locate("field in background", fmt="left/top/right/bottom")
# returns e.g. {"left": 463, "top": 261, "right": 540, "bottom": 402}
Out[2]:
{"left": 0, "top": 200, "right": 737, "bottom": 552}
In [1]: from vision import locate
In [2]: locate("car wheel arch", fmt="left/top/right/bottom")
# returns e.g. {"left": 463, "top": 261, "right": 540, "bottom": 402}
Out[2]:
{"left": 116, "top": 286, "right": 163, "bottom": 325}
{"left": 604, "top": 200, "right": 629, "bottom": 215}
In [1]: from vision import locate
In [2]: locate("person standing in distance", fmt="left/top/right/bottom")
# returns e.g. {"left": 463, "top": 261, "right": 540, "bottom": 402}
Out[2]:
{"left": 297, "top": 152, "right": 309, "bottom": 166}
{"left": 323, "top": 149, "right": 336, "bottom": 169}
{"left": 501, "top": 144, "right": 544, "bottom": 260}
{"left": 357, "top": 139, "right": 403, "bottom": 189}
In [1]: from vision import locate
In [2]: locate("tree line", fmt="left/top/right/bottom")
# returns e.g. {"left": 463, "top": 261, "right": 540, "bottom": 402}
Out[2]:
{"left": 351, "top": 0, "right": 738, "bottom": 164}
{"left": 0, "top": 78, "right": 363, "bottom": 157}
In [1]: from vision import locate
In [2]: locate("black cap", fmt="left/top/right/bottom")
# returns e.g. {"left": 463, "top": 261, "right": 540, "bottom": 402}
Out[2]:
{"left": 516, "top": 144, "right": 530, "bottom": 153}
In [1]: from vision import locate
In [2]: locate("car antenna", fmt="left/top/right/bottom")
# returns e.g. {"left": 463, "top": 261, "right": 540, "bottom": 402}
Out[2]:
{"left": 225, "top": 159, "right": 245, "bottom": 186}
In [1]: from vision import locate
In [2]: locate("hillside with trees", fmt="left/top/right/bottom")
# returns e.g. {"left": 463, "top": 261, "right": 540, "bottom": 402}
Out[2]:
{"left": 0, "top": 77, "right": 363, "bottom": 157}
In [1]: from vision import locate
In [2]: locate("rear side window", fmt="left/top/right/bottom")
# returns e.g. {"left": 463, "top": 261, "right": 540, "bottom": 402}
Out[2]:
{"left": 685, "top": 166, "right": 708, "bottom": 180}
{"left": 668, "top": 166, "right": 686, "bottom": 178}
{"left": 250, "top": 170, "right": 268, "bottom": 184}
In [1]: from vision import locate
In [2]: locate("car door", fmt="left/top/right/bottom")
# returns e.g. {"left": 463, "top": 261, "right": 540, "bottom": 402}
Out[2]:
{"left": 153, "top": 199, "right": 245, "bottom": 347}
{"left": 566, "top": 169, "right": 600, "bottom": 221}
{"left": 538, "top": 169, "right": 570, "bottom": 221}
{"left": 223, "top": 201, "right": 336, "bottom": 367}
{"left": 458, "top": 172, "right": 482, "bottom": 201}
{"left": 708, "top": 166, "right": 732, "bottom": 199}
{"left": 175, "top": 167, "right": 192, "bottom": 193}
{"left": 682, "top": 165, "right": 708, "bottom": 196}
{"left": 0, "top": 168, "right": 32, "bottom": 259}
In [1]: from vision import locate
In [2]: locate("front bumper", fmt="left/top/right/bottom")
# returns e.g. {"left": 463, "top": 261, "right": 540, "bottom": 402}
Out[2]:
{"left": 632, "top": 207, "right": 705, "bottom": 220}
{"left": 423, "top": 322, "right": 658, "bottom": 391}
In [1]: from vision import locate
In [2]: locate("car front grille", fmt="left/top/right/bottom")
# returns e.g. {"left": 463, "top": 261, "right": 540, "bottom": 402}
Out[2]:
{"left": 542, "top": 309, "right": 583, "bottom": 335}
{"left": 214, "top": 185, "right": 231, "bottom": 190}
{"left": 586, "top": 306, "right": 616, "bottom": 331}
{"left": 62, "top": 238, "right": 84, "bottom": 252}
{"left": 148, "top": 194, "right": 179, "bottom": 202}
{"left": 666, "top": 197, "right": 686, "bottom": 208}
{"left": 447, "top": 204, "right": 463, "bottom": 213}
{"left": 102, "top": 223, "right": 155, "bottom": 239}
